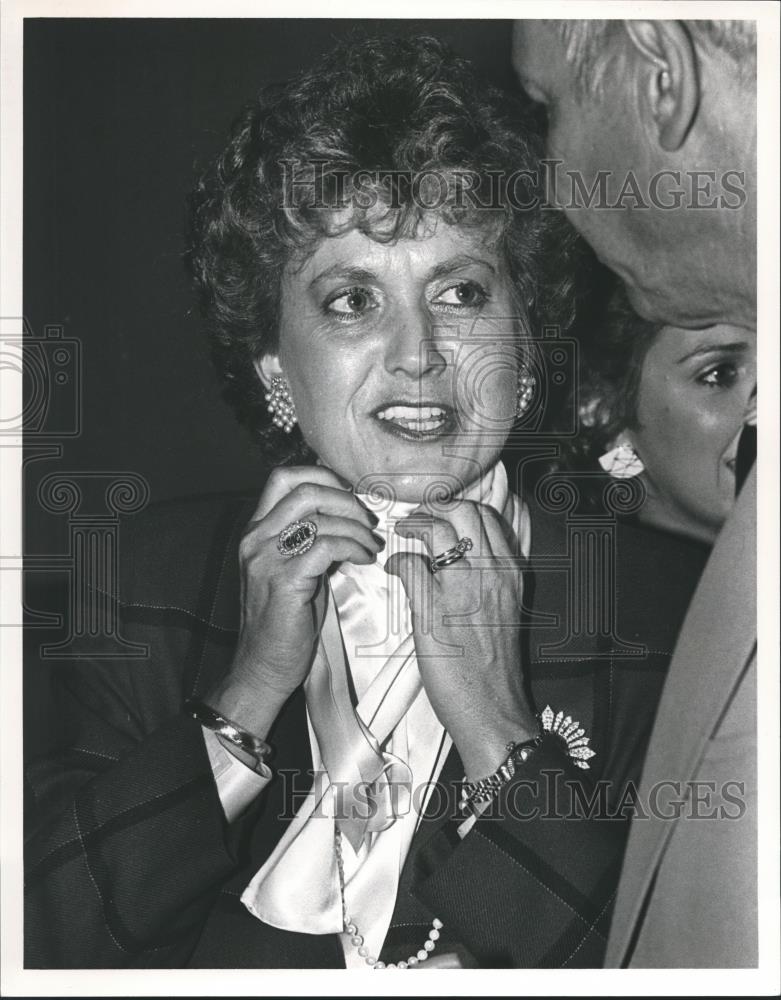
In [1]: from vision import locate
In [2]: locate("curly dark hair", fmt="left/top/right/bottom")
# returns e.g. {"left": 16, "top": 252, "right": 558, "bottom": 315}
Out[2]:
{"left": 557, "top": 284, "right": 662, "bottom": 472}
{"left": 187, "top": 34, "right": 581, "bottom": 463}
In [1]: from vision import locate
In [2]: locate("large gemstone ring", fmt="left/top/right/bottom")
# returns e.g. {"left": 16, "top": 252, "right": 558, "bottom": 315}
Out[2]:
{"left": 430, "top": 536, "right": 473, "bottom": 574}
{"left": 277, "top": 519, "right": 318, "bottom": 557}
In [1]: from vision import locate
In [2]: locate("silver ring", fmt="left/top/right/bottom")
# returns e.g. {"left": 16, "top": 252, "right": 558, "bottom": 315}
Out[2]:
{"left": 277, "top": 519, "right": 318, "bottom": 557}
{"left": 430, "top": 536, "right": 473, "bottom": 574}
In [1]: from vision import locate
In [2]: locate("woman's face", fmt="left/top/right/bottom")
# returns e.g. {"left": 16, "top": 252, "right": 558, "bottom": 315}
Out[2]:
{"left": 260, "top": 219, "right": 522, "bottom": 502}
{"left": 628, "top": 323, "right": 757, "bottom": 543}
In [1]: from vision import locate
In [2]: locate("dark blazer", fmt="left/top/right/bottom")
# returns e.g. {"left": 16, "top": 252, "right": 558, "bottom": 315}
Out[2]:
{"left": 24, "top": 491, "right": 707, "bottom": 968}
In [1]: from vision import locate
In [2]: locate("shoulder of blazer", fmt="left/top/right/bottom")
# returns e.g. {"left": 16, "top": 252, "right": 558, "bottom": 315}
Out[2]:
{"left": 526, "top": 497, "right": 709, "bottom": 652}
{"left": 613, "top": 519, "right": 710, "bottom": 644}
{"left": 114, "top": 491, "right": 257, "bottom": 632}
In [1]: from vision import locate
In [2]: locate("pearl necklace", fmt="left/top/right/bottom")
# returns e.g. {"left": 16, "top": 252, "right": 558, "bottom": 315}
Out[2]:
{"left": 335, "top": 827, "right": 443, "bottom": 969}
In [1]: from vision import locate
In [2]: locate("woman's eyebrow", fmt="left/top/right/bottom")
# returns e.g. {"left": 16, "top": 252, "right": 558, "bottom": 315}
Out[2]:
{"left": 428, "top": 255, "right": 497, "bottom": 281}
{"left": 676, "top": 341, "right": 750, "bottom": 364}
{"left": 309, "top": 255, "right": 497, "bottom": 288}
{"left": 309, "top": 264, "right": 377, "bottom": 287}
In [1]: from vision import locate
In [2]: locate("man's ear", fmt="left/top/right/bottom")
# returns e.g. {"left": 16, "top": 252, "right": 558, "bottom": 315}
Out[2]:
{"left": 623, "top": 20, "right": 699, "bottom": 152}
{"left": 254, "top": 353, "right": 283, "bottom": 391}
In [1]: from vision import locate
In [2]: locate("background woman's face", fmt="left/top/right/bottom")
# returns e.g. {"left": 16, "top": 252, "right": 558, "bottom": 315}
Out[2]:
{"left": 263, "top": 220, "right": 521, "bottom": 502}
{"left": 629, "top": 323, "right": 757, "bottom": 543}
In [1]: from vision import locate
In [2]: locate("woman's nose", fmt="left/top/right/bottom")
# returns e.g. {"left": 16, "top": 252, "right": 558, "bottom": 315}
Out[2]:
{"left": 383, "top": 304, "right": 448, "bottom": 379}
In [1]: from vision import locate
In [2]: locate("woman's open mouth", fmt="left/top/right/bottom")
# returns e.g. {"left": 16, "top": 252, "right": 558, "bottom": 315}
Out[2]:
{"left": 373, "top": 403, "right": 455, "bottom": 440}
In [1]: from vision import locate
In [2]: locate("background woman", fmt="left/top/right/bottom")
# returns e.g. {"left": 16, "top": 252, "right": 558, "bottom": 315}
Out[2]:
{"left": 514, "top": 289, "right": 757, "bottom": 835}
{"left": 562, "top": 288, "right": 757, "bottom": 543}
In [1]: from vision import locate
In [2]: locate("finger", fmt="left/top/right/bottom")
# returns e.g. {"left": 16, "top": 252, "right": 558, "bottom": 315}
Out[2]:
{"left": 244, "top": 534, "right": 380, "bottom": 596}
{"left": 288, "top": 533, "right": 381, "bottom": 578}
{"left": 250, "top": 482, "right": 378, "bottom": 537}
{"left": 252, "top": 465, "right": 355, "bottom": 520}
{"left": 422, "top": 500, "right": 516, "bottom": 559}
{"left": 394, "top": 513, "right": 460, "bottom": 560}
{"left": 384, "top": 551, "right": 433, "bottom": 618}
{"left": 457, "top": 502, "right": 512, "bottom": 557}
{"left": 401, "top": 506, "right": 488, "bottom": 572}
{"left": 442, "top": 504, "right": 524, "bottom": 598}
{"left": 289, "top": 514, "right": 384, "bottom": 556}
{"left": 406, "top": 503, "right": 524, "bottom": 590}
{"left": 474, "top": 502, "right": 522, "bottom": 556}
{"left": 242, "top": 515, "right": 383, "bottom": 575}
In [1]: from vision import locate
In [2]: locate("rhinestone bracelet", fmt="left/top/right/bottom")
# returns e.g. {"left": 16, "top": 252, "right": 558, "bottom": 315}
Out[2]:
{"left": 335, "top": 827, "right": 442, "bottom": 969}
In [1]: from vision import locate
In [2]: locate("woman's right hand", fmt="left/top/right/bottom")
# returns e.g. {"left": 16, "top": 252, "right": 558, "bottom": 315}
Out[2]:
{"left": 207, "top": 466, "right": 383, "bottom": 739}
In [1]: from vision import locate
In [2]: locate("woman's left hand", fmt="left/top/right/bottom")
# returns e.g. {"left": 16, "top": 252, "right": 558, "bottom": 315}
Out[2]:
{"left": 386, "top": 501, "right": 538, "bottom": 782}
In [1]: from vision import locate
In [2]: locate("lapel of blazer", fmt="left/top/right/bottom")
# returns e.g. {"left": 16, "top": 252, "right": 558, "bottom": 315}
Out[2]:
{"left": 606, "top": 467, "right": 757, "bottom": 966}
{"left": 185, "top": 495, "right": 253, "bottom": 695}
{"left": 402, "top": 742, "right": 467, "bottom": 920}
{"left": 210, "top": 495, "right": 254, "bottom": 631}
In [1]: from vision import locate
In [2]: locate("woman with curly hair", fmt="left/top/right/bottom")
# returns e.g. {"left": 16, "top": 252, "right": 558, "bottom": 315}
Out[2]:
{"left": 25, "top": 35, "right": 705, "bottom": 971}
{"left": 559, "top": 287, "right": 756, "bottom": 544}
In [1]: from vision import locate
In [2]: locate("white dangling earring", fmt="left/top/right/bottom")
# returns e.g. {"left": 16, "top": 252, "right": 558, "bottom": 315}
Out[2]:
{"left": 515, "top": 366, "right": 536, "bottom": 419}
{"left": 265, "top": 374, "right": 297, "bottom": 433}
{"left": 598, "top": 441, "right": 644, "bottom": 479}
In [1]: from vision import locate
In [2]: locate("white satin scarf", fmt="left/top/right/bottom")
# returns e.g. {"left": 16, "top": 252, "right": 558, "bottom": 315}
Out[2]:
{"left": 241, "top": 462, "right": 530, "bottom": 965}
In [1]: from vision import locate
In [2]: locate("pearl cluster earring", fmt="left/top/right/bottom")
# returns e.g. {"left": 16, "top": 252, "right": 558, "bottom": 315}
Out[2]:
{"left": 515, "top": 366, "right": 536, "bottom": 419}
{"left": 265, "top": 374, "right": 297, "bottom": 433}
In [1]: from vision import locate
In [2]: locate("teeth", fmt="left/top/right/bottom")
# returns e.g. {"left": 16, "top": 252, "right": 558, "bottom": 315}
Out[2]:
{"left": 400, "top": 419, "right": 441, "bottom": 431}
{"left": 377, "top": 405, "right": 446, "bottom": 421}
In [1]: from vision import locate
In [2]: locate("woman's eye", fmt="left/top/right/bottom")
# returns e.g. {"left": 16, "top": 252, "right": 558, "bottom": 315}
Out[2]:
{"left": 698, "top": 362, "right": 739, "bottom": 388}
{"left": 325, "top": 287, "right": 378, "bottom": 321}
{"left": 433, "top": 281, "right": 488, "bottom": 310}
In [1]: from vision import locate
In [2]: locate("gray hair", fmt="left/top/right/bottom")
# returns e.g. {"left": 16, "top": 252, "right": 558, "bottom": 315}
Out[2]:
{"left": 548, "top": 19, "right": 757, "bottom": 96}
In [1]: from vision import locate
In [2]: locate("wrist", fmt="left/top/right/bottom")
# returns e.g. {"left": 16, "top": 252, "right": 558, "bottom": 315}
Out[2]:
{"left": 205, "top": 673, "right": 288, "bottom": 745}
{"left": 455, "top": 705, "right": 539, "bottom": 783}
{"left": 460, "top": 732, "right": 543, "bottom": 815}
